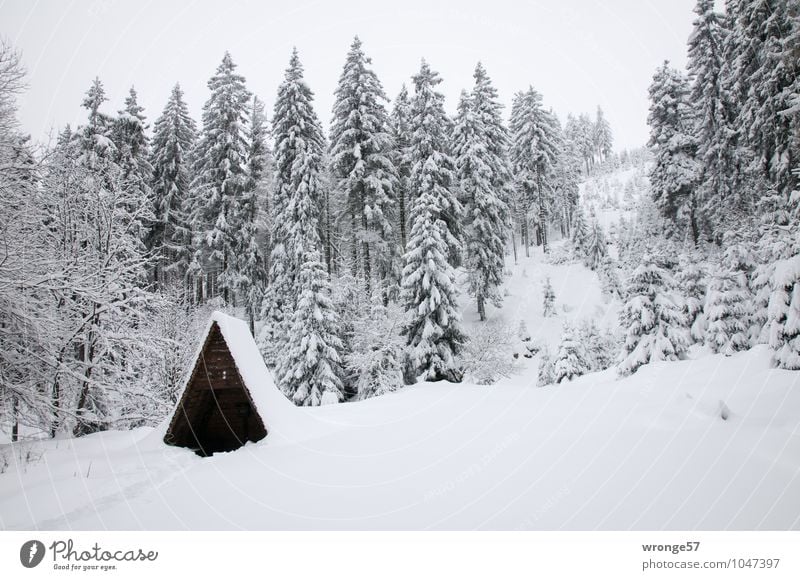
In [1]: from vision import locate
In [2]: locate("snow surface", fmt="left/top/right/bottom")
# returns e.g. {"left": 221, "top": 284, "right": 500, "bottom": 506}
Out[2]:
{"left": 2, "top": 253, "right": 799, "bottom": 531}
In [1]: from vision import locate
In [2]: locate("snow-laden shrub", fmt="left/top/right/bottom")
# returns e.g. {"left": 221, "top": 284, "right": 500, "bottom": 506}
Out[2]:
{"left": 578, "top": 320, "right": 618, "bottom": 372}
{"left": 345, "top": 301, "right": 405, "bottom": 399}
{"left": 458, "top": 321, "right": 518, "bottom": 385}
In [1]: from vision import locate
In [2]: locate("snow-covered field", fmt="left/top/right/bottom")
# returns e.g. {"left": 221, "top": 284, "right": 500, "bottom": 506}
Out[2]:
{"left": 2, "top": 251, "right": 799, "bottom": 531}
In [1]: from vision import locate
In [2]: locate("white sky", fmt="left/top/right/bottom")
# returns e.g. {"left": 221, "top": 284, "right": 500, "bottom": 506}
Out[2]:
{"left": 2, "top": 0, "right": 696, "bottom": 150}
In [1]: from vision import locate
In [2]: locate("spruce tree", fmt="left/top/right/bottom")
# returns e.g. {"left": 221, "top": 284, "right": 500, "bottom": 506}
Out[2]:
{"left": 542, "top": 277, "right": 556, "bottom": 317}
{"left": 264, "top": 49, "right": 344, "bottom": 406}
{"left": 452, "top": 63, "right": 510, "bottom": 320}
{"left": 509, "top": 87, "right": 560, "bottom": 253}
{"left": 768, "top": 254, "right": 800, "bottom": 370}
{"left": 570, "top": 203, "right": 590, "bottom": 258}
{"left": 705, "top": 235, "right": 754, "bottom": 356}
{"left": 553, "top": 322, "right": 590, "bottom": 383}
{"left": 113, "top": 86, "right": 154, "bottom": 250}
{"left": 647, "top": 62, "right": 700, "bottom": 241}
{"left": 401, "top": 61, "right": 467, "bottom": 382}
{"left": 687, "top": 0, "right": 740, "bottom": 237}
{"left": 260, "top": 49, "right": 319, "bottom": 367}
{"left": 150, "top": 83, "right": 197, "bottom": 290}
{"left": 391, "top": 84, "right": 413, "bottom": 252}
{"left": 618, "top": 258, "right": 688, "bottom": 376}
{"left": 408, "top": 60, "right": 463, "bottom": 266}
{"left": 593, "top": 106, "right": 613, "bottom": 162}
{"left": 329, "top": 37, "right": 398, "bottom": 297}
{"left": 584, "top": 218, "right": 607, "bottom": 270}
{"left": 190, "top": 51, "right": 252, "bottom": 303}
{"left": 732, "top": 0, "right": 798, "bottom": 197}
{"left": 237, "top": 95, "right": 270, "bottom": 333}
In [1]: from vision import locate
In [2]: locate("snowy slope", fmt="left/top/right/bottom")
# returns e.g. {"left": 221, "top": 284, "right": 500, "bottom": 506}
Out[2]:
{"left": 2, "top": 252, "right": 799, "bottom": 531}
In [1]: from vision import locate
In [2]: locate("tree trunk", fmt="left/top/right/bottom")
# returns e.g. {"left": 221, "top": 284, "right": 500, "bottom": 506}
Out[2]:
{"left": 11, "top": 396, "right": 19, "bottom": 442}
{"left": 477, "top": 295, "right": 486, "bottom": 322}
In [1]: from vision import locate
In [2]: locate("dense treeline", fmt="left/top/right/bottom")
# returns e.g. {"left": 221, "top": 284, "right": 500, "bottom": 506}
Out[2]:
{"left": 0, "top": 34, "right": 622, "bottom": 439}
{"left": 541, "top": 0, "right": 800, "bottom": 385}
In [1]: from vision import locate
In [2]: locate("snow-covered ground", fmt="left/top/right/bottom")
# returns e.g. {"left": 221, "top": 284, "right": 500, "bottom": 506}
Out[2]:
{"left": 2, "top": 251, "right": 799, "bottom": 531}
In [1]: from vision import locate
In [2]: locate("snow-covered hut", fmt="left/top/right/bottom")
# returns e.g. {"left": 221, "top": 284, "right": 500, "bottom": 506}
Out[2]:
{"left": 163, "top": 311, "right": 292, "bottom": 455}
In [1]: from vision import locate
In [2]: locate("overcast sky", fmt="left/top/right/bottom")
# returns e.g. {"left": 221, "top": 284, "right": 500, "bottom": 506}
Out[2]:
{"left": 2, "top": 0, "right": 697, "bottom": 150}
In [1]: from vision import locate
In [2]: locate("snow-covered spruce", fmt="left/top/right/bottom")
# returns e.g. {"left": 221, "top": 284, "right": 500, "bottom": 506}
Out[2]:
{"left": 646, "top": 61, "right": 699, "bottom": 241}
{"left": 189, "top": 52, "right": 252, "bottom": 303}
{"left": 149, "top": 83, "right": 197, "bottom": 290}
{"left": 400, "top": 60, "right": 466, "bottom": 383}
{"left": 553, "top": 322, "right": 590, "bottom": 383}
{"left": 768, "top": 254, "right": 800, "bottom": 370}
{"left": 265, "top": 49, "right": 345, "bottom": 405}
{"left": 618, "top": 258, "right": 688, "bottom": 376}
{"left": 408, "top": 60, "right": 463, "bottom": 267}
{"left": 704, "top": 238, "right": 754, "bottom": 356}
{"left": 259, "top": 49, "right": 320, "bottom": 369}
{"left": 452, "top": 63, "right": 510, "bottom": 321}
{"left": 329, "top": 36, "right": 398, "bottom": 297}
{"left": 542, "top": 277, "right": 556, "bottom": 317}
{"left": 509, "top": 86, "right": 560, "bottom": 254}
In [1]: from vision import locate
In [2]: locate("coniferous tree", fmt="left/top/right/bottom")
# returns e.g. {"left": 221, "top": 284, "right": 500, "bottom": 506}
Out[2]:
{"left": 593, "top": 106, "right": 613, "bottom": 162}
{"left": 553, "top": 322, "right": 590, "bottom": 383}
{"left": 705, "top": 235, "right": 754, "bottom": 355}
{"left": 329, "top": 37, "right": 398, "bottom": 297}
{"left": 687, "top": 0, "right": 740, "bottom": 237}
{"left": 260, "top": 50, "right": 316, "bottom": 368}
{"left": 190, "top": 52, "right": 252, "bottom": 303}
{"left": 237, "top": 95, "right": 270, "bottom": 333}
{"left": 584, "top": 218, "right": 607, "bottom": 270}
{"left": 570, "top": 203, "right": 590, "bottom": 258}
{"left": 509, "top": 87, "right": 560, "bottom": 253}
{"left": 407, "top": 60, "right": 463, "bottom": 266}
{"left": 732, "top": 0, "right": 799, "bottom": 198}
{"left": 452, "top": 63, "right": 510, "bottom": 320}
{"left": 768, "top": 253, "right": 800, "bottom": 370}
{"left": 79, "top": 77, "right": 116, "bottom": 168}
{"left": 391, "top": 84, "right": 413, "bottom": 253}
{"left": 401, "top": 60, "right": 466, "bottom": 382}
{"left": 150, "top": 83, "right": 197, "bottom": 290}
{"left": 647, "top": 61, "right": 700, "bottom": 242}
{"left": 542, "top": 277, "right": 556, "bottom": 317}
{"left": 618, "top": 258, "right": 688, "bottom": 376}
{"left": 266, "top": 50, "right": 343, "bottom": 405}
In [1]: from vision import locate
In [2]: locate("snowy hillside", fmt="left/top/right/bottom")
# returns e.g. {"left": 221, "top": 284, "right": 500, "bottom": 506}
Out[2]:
{"left": 2, "top": 247, "right": 799, "bottom": 531}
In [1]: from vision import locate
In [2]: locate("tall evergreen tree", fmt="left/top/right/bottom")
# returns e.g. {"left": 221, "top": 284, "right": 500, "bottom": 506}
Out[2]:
{"left": 452, "top": 63, "right": 510, "bottom": 320}
{"left": 190, "top": 51, "right": 252, "bottom": 303}
{"left": 238, "top": 95, "right": 270, "bottom": 333}
{"left": 391, "top": 84, "right": 413, "bottom": 253}
{"left": 401, "top": 60, "right": 466, "bottom": 382}
{"left": 509, "top": 87, "right": 560, "bottom": 253}
{"left": 647, "top": 61, "right": 700, "bottom": 241}
{"left": 593, "top": 106, "right": 613, "bottom": 162}
{"left": 150, "top": 83, "right": 197, "bottom": 289}
{"left": 262, "top": 50, "right": 344, "bottom": 407}
{"left": 329, "top": 37, "right": 398, "bottom": 297}
{"left": 732, "top": 0, "right": 799, "bottom": 198}
{"left": 688, "top": 0, "right": 741, "bottom": 237}
{"left": 408, "top": 60, "right": 463, "bottom": 266}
